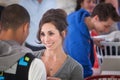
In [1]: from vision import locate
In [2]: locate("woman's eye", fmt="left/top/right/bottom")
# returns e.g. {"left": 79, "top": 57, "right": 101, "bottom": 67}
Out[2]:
{"left": 40, "top": 32, "right": 45, "bottom": 36}
{"left": 49, "top": 32, "right": 54, "bottom": 36}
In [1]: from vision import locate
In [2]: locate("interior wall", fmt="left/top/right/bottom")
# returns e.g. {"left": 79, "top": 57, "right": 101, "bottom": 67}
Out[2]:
{"left": 0, "top": 0, "right": 76, "bottom": 14}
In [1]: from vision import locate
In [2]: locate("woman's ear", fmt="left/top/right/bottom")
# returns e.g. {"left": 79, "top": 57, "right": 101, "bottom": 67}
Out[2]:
{"left": 61, "top": 30, "right": 66, "bottom": 38}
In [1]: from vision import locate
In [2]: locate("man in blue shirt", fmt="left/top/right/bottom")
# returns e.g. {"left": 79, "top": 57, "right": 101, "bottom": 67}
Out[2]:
{"left": 64, "top": 3, "right": 120, "bottom": 78}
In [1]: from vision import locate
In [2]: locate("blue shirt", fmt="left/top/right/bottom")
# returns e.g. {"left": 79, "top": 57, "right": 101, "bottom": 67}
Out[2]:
{"left": 64, "top": 9, "right": 94, "bottom": 78}
{"left": 19, "top": 0, "right": 56, "bottom": 46}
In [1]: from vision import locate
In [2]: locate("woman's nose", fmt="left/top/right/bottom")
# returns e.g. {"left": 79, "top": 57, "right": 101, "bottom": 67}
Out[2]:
{"left": 44, "top": 35, "right": 50, "bottom": 42}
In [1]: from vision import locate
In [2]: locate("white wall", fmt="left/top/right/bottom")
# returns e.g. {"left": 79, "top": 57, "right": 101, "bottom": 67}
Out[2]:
{"left": 56, "top": 0, "right": 76, "bottom": 14}
{"left": 0, "top": 0, "right": 76, "bottom": 14}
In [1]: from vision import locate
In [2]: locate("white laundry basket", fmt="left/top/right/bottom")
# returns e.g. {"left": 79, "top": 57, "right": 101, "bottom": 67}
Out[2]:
{"left": 97, "top": 41, "right": 120, "bottom": 64}
{"left": 96, "top": 41, "right": 120, "bottom": 75}
{"left": 94, "top": 31, "right": 120, "bottom": 65}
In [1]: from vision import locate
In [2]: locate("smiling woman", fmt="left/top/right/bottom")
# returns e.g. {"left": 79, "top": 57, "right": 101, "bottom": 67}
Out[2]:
{"left": 34, "top": 9, "right": 84, "bottom": 80}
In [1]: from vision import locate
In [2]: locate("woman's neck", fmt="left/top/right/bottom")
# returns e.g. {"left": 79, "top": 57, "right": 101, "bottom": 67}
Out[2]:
{"left": 43, "top": 48, "right": 66, "bottom": 60}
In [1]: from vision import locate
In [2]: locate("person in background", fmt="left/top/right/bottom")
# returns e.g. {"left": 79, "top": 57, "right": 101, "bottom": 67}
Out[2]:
{"left": 0, "top": 4, "right": 46, "bottom": 80}
{"left": 0, "top": 5, "right": 4, "bottom": 32}
{"left": 35, "top": 9, "right": 84, "bottom": 80}
{"left": 75, "top": 0, "right": 100, "bottom": 70}
{"left": 91, "top": 0, "right": 119, "bottom": 70}
{"left": 75, "top": 0, "right": 97, "bottom": 13}
{"left": 99, "top": 0, "right": 119, "bottom": 13}
{"left": 0, "top": 5, "right": 4, "bottom": 19}
{"left": 64, "top": 3, "right": 120, "bottom": 78}
{"left": 18, "top": 0, "right": 56, "bottom": 51}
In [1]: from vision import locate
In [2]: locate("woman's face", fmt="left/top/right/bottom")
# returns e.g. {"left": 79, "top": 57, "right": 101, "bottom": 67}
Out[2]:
{"left": 81, "top": 0, "right": 97, "bottom": 13}
{"left": 40, "top": 23, "right": 63, "bottom": 50}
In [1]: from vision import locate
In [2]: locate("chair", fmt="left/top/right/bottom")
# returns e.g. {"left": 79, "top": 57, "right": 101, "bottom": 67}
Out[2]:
{"left": 85, "top": 75, "right": 120, "bottom": 80}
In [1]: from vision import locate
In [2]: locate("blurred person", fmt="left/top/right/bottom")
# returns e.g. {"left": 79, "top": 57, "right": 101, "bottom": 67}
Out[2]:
{"left": 18, "top": 0, "right": 56, "bottom": 51}
{"left": 75, "top": 0, "right": 100, "bottom": 70}
{"left": 0, "top": 5, "right": 4, "bottom": 19}
{"left": 35, "top": 9, "right": 84, "bottom": 80}
{"left": 0, "top": 5, "right": 4, "bottom": 33}
{"left": 64, "top": 3, "right": 120, "bottom": 78}
{"left": 99, "top": 0, "right": 119, "bottom": 13}
{"left": 0, "top": 4, "right": 46, "bottom": 80}
{"left": 75, "top": 0, "right": 97, "bottom": 13}
{"left": 91, "top": 0, "right": 119, "bottom": 70}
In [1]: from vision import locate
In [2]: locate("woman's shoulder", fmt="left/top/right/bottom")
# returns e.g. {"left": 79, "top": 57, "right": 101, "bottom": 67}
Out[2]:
{"left": 65, "top": 55, "right": 83, "bottom": 69}
{"left": 33, "top": 49, "right": 45, "bottom": 58}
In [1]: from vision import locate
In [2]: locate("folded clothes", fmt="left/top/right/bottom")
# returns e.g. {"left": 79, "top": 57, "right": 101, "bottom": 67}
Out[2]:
{"left": 93, "top": 31, "right": 120, "bottom": 42}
